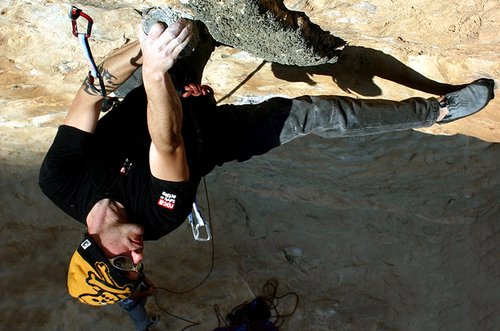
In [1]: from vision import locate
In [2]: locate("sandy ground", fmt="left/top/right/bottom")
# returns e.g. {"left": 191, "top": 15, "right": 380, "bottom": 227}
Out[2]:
{"left": 1, "top": 1, "right": 499, "bottom": 330}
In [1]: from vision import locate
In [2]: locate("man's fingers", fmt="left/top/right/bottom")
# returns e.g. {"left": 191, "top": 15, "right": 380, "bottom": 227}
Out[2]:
{"left": 137, "top": 22, "right": 166, "bottom": 45}
{"left": 148, "top": 22, "right": 167, "bottom": 39}
{"left": 155, "top": 28, "right": 191, "bottom": 63}
{"left": 170, "top": 22, "right": 193, "bottom": 57}
{"left": 136, "top": 24, "right": 147, "bottom": 45}
{"left": 170, "top": 33, "right": 192, "bottom": 59}
{"left": 157, "top": 20, "right": 192, "bottom": 45}
{"left": 176, "top": 21, "right": 193, "bottom": 44}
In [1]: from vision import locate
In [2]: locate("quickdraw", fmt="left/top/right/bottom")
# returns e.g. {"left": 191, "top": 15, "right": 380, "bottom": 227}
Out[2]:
{"left": 69, "top": 6, "right": 108, "bottom": 101}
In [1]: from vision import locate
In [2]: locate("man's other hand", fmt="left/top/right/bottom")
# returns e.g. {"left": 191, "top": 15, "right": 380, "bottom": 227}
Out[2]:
{"left": 138, "top": 19, "right": 193, "bottom": 77}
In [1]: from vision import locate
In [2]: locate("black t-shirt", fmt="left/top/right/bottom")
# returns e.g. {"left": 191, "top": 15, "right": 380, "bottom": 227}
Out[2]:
{"left": 39, "top": 86, "right": 202, "bottom": 241}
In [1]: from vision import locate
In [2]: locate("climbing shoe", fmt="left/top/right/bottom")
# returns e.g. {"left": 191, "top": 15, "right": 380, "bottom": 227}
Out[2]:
{"left": 439, "top": 78, "right": 495, "bottom": 123}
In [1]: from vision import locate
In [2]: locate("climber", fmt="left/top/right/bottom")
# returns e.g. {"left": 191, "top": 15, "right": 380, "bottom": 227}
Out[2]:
{"left": 39, "top": 18, "right": 494, "bottom": 330}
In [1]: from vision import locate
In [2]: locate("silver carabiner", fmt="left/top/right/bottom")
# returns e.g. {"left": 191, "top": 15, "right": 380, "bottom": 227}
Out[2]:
{"left": 188, "top": 201, "right": 211, "bottom": 241}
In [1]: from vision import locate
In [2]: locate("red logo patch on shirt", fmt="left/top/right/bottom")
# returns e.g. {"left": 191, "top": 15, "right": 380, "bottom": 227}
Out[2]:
{"left": 158, "top": 191, "right": 176, "bottom": 210}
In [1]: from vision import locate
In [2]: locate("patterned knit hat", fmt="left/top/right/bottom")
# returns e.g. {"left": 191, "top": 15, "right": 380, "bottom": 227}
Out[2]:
{"left": 67, "top": 234, "right": 137, "bottom": 306}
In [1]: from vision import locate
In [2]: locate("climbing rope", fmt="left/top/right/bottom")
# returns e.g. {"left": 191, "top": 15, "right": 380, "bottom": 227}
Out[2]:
{"left": 214, "top": 279, "right": 300, "bottom": 330}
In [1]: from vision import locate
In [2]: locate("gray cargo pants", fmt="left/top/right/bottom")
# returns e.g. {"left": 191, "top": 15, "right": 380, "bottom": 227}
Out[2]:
{"left": 203, "top": 94, "right": 440, "bottom": 167}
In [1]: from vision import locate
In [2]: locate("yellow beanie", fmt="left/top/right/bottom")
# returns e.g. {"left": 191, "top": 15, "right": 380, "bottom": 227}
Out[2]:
{"left": 67, "top": 235, "right": 136, "bottom": 306}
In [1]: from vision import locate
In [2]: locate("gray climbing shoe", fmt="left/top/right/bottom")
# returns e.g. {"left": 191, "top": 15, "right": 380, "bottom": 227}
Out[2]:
{"left": 439, "top": 78, "right": 495, "bottom": 123}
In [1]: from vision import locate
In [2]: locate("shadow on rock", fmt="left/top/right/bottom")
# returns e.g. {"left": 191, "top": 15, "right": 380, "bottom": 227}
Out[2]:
{"left": 271, "top": 45, "right": 467, "bottom": 97}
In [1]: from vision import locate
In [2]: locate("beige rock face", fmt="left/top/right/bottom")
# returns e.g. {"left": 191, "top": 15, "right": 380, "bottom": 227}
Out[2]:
{"left": 0, "top": 1, "right": 499, "bottom": 331}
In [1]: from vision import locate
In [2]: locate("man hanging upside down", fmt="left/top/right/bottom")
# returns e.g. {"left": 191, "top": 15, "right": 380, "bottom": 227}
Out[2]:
{"left": 39, "top": 19, "right": 495, "bottom": 330}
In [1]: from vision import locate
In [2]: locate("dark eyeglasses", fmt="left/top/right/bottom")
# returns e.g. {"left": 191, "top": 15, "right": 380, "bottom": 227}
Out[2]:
{"left": 108, "top": 256, "right": 143, "bottom": 273}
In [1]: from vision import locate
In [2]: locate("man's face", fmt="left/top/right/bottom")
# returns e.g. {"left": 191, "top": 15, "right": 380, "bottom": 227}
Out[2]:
{"left": 96, "top": 219, "right": 145, "bottom": 280}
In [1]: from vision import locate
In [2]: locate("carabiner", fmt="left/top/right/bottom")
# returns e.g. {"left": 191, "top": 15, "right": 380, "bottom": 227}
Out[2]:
{"left": 188, "top": 201, "right": 212, "bottom": 242}
{"left": 68, "top": 5, "right": 108, "bottom": 102}
{"left": 69, "top": 6, "right": 93, "bottom": 38}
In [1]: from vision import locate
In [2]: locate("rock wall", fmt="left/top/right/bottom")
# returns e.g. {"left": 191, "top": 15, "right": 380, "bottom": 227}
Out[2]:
{"left": 184, "top": 0, "right": 347, "bottom": 65}
{"left": 0, "top": 1, "right": 499, "bottom": 330}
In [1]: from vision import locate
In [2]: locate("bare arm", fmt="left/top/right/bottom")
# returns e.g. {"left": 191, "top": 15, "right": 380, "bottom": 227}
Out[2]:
{"left": 139, "top": 21, "right": 193, "bottom": 182}
{"left": 64, "top": 40, "right": 143, "bottom": 133}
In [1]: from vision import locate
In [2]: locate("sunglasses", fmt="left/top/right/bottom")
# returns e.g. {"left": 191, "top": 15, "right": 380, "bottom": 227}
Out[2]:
{"left": 108, "top": 256, "right": 143, "bottom": 273}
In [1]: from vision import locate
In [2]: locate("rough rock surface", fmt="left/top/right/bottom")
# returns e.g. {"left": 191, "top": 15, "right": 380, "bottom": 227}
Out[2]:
{"left": 0, "top": 0, "right": 499, "bottom": 330}
{"left": 141, "top": 1, "right": 346, "bottom": 66}
{"left": 184, "top": 0, "right": 347, "bottom": 65}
